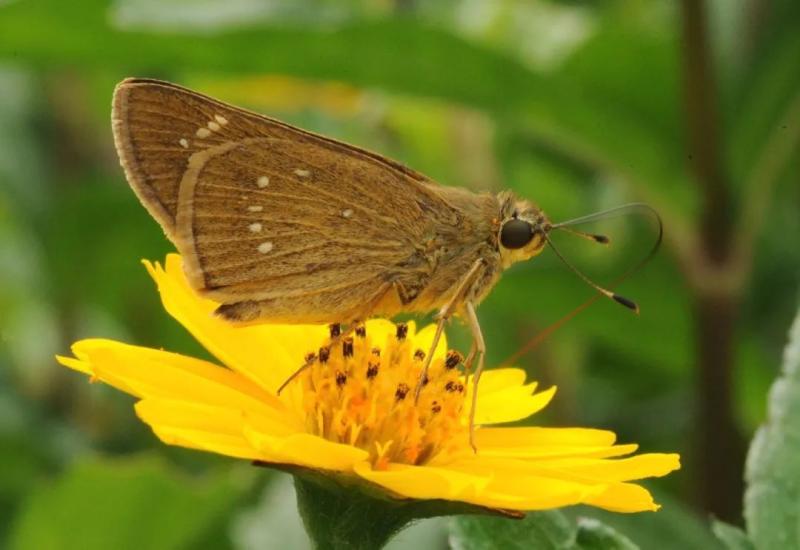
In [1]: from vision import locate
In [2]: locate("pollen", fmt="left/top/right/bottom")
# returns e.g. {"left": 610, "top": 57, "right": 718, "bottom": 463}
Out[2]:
{"left": 293, "top": 324, "right": 468, "bottom": 467}
{"left": 214, "top": 114, "right": 229, "bottom": 125}
{"left": 178, "top": 138, "right": 189, "bottom": 148}
{"left": 257, "top": 176, "right": 270, "bottom": 188}
{"left": 207, "top": 120, "right": 221, "bottom": 132}
{"left": 248, "top": 222, "right": 262, "bottom": 233}
{"left": 294, "top": 168, "right": 311, "bottom": 178}
{"left": 196, "top": 127, "right": 212, "bottom": 138}
{"left": 257, "top": 241, "right": 273, "bottom": 254}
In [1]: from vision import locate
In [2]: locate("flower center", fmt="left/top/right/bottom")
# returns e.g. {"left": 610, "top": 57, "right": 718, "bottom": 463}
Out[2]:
{"left": 296, "top": 323, "right": 468, "bottom": 468}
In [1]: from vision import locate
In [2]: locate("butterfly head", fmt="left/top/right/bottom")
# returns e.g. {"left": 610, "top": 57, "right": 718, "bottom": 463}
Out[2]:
{"left": 496, "top": 192, "right": 550, "bottom": 268}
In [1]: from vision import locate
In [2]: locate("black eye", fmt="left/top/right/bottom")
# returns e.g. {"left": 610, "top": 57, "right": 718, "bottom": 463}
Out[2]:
{"left": 500, "top": 219, "right": 534, "bottom": 249}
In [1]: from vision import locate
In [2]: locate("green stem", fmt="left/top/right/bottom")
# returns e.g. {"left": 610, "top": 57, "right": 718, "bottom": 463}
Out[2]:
{"left": 294, "top": 477, "right": 417, "bottom": 550}
{"left": 290, "top": 471, "right": 521, "bottom": 549}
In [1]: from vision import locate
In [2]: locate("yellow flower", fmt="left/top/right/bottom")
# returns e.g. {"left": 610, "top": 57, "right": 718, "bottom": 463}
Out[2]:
{"left": 57, "top": 254, "right": 679, "bottom": 513}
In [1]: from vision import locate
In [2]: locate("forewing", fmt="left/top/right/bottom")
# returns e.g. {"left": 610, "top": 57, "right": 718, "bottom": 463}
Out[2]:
{"left": 112, "top": 78, "right": 460, "bottom": 305}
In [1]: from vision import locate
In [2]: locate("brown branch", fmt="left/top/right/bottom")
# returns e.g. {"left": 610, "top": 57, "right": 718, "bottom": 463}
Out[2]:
{"left": 681, "top": 0, "right": 734, "bottom": 263}
{"left": 680, "top": 0, "right": 746, "bottom": 523}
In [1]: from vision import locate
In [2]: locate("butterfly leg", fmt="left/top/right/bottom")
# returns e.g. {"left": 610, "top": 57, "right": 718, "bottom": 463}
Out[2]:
{"left": 465, "top": 300, "right": 486, "bottom": 453}
{"left": 414, "top": 258, "right": 485, "bottom": 402}
{"left": 462, "top": 340, "right": 478, "bottom": 384}
{"left": 277, "top": 323, "right": 347, "bottom": 395}
{"left": 276, "top": 353, "right": 317, "bottom": 395}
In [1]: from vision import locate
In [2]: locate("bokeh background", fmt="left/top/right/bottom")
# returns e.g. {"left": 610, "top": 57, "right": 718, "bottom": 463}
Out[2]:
{"left": 1, "top": 0, "right": 798, "bottom": 548}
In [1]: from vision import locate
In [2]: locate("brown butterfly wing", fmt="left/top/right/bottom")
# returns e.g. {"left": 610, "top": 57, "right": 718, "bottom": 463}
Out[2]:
{"left": 112, "top": 79, "right": 461, "bottom": 322}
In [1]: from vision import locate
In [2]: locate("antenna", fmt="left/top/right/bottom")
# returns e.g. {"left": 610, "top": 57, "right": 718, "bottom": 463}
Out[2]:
{"left": 555, "top": 225, "right": 610, "bottom": 245}
{"left": 502, "top": 203, "right": 663, "bottom": 367}
{"left": 543, "top": 232, "right": 639, "bottom": 313}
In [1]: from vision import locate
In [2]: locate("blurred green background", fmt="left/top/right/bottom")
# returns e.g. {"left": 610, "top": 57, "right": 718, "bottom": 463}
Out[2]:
{"left": 1, "top": 0, "right": 798, "bottom": 548}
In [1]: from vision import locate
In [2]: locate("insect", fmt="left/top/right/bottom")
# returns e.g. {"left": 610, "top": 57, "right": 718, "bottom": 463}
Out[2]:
{"left": 112, "top": 78, "right": 645, "bottom": 447}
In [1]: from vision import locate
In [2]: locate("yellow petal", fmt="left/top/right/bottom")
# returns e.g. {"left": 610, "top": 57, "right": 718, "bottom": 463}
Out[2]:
{"left": 471, "top": 385, "right": 556, "bottom": 425}
{"left": 413, "top": 323, "right": 448, "bottom": 360}
{"left": 55, "top": 355, "right": 92, "bottom": 375}
{"left": 68, "top": 339, "right": 299, "bottom": 431}
{"left": 135, "top": 399, "right": 296, "bottom": 438}
{"left": 145, "top": 255, "right": 328, "bottom": 393}
{"left": 364, "top": 318, "right": 413, "bottom": 351}
{"left": 534, "top": 453, "right": 681, "bottom": 482}
{"left": 473, "top": 368, "right": 528, "bottom": 393}
{"left": 244, "top": 429, "right": 369, "bottom": 471}
{"left": 471, "top": 427, "right": 638, "bottom": 460}
{"left": 476, "top": 476, "right": 605, "bottom": 510}
{"left": 425, "top": 457, "right": 605, "bottom": 510}
{"left": 476, "top": 426, "right": 617, "bottom": 448}
{"left": 584, "top": 482, "right": 661, "bottom": 512}
{"left": 150, "top": 426, "right": 261, "bottom": 460}
{"left": 353, "top": 461, "right": 488, "bottom": 502}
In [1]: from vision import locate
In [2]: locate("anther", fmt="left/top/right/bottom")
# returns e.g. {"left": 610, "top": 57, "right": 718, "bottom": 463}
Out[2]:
{"left": 414, "top": 349, "right": 426, "bottom": 361}
{"left": 355, "top": 325, "right": 366, "bottom": 338}
{"left": 319, "top": 346, "right": 331, "bottom": 363}
{"left": 445, "top": 380, "right": 457, "bottom": 392}
{"left": 335, "top": 371, "right": 347, "bottom": 386}
{"left": 366, "top": 362, "right": 379, "bottom": 379}
{"left": 329, "top": 323, "right": 341, "bottom": 338}
{"left": 445, "top": 350, "right": 463, "bottom": 370}
{"left": 304, "top": 352, "right": 317, "bottom": 364}
{"left": 371, "top": 347, "right": 381, "bottom": 357}
{"left": 396, "top": 323, "right": 408, "bottom": 341}
{"left": 431, "top": 401, "right": 442, "bottom": 414}
{"left": 395, "top": 383, "right": 410, "bottom": 401}
{"left": 342, "top": 337, "right": 354, "bottom": 358}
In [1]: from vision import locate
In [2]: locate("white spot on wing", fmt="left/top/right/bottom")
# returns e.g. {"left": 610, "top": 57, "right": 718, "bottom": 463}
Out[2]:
{"left": 208, "top": 121, "right": 221, "bottom": 132}
{"left": 341, "top": 209, "right": 353, "bottom": 218}
{"left": 294, "top": 168, "right": 311, "bottom": 178}
{"left": 248, "top": 205, "right": 263, "bottom": 212}
{"left": 249, "top": 222, "right": 263, "bottom": 233}
{"left": 196, "top": 127, "right": 212, "bottom": 138}
{"left": 257, "top": 176, "right": 270, "bottom": 188}
{"left": 179, "top": 138, "right": 189, "bottom": 148}
{"left": 257, "top": 241, "right": 273, "bottom": 254}
{"left": 215, "top": 114, "right": 228, "bottom": 125}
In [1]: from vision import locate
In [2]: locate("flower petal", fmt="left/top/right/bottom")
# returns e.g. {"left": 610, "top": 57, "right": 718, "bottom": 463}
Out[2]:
{"left": 584, "top": 482, "right": 661, "bottom": 512}
{"left": 413, "top": 323, "right": 448, "bottom": 360}
{"left": 534, "top": 453, "right": 681, "bottom": 482}
{"left": 477, "top": 426, "right": 617, "bottom": 448}
{"left": 353, "top": 461, "right": 488, "bottom": 502}
{"left": 471, "top": 384, "right": 556, "bottom": 426}
{"left": 135, "top": 400, "right": 263, "bottom": 459}
{"left": 145, "top": 255, "right": 328, "bottom": 393}
{"left": 244, "top": 429, "right": 369, "bottom": 472}
{"left": 471, "top": 427, "right": 640, "bottom": 460}
{"left": 66, "top": 339, "right": 299, "bottom": 431}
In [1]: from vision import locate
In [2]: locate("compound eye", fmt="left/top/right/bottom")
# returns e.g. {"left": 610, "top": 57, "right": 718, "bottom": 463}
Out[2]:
{"left": 500, "top": 219, "right": 534, "bottom": 249}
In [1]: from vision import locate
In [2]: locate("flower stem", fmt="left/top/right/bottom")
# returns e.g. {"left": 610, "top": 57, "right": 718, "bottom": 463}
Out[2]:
{"left": 294, "top": 476, "right": 417, "bottom": 550}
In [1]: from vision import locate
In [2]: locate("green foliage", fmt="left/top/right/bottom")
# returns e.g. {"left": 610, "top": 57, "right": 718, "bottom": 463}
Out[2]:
{"left": 712, "top": 520, "right": 754, "bottom": 550}
{"left": 0, "top": 0, "right": 799, "bottom": 548}
{"left": 8, "top": 456, "right": 252, "bottom": 550}
{"left": 450, "top": 511, "right": 637, "bottom": 550}
{"left": 744, "top": 304, "right": 800, "bottom": 549}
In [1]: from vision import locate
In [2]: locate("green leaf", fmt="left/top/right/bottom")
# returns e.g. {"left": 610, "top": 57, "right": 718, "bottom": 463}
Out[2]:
{"left": 449, "top": 511, "right": 640, "bottom": 550}
{"left": 574, "top": 517, "right": 638, "bottom": 550}
{"left": 450, "top": 511, "right": 574, "bottom": 550}
{"left": 711, "top": 520, "right": 754, "bottom": 550}
{"left": 8, "top": 455, "right": 252, "bottom": 550}
{"left": 744, "top": 302, "right": 800, "bottom": 550}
